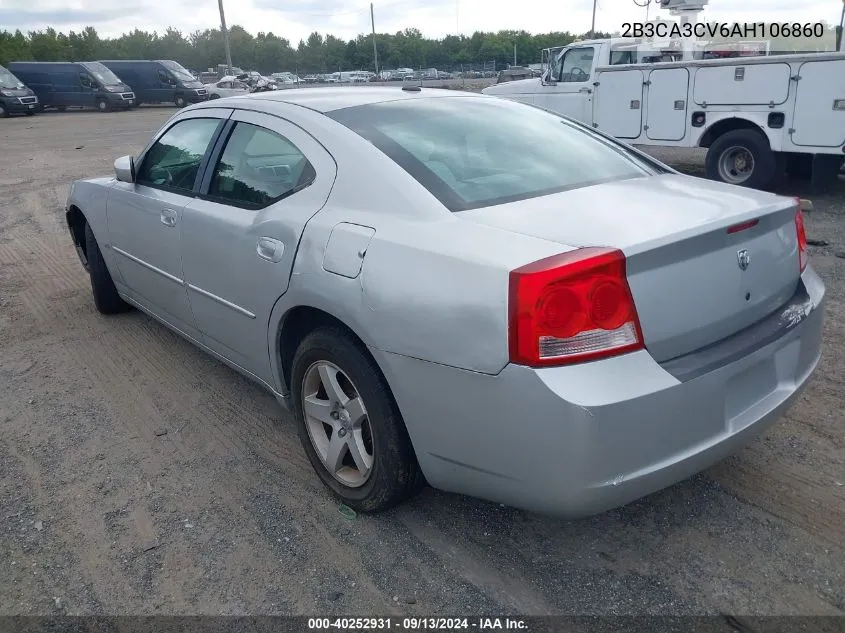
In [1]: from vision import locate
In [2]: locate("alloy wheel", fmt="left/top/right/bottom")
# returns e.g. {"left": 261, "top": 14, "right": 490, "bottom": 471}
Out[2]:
{"left": 301, "top": 361, "right": 375, "bottom": 488}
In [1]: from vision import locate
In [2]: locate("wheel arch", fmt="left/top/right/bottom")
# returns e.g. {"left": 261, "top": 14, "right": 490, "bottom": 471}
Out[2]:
{"left": 275, "top": 305, "right": 381, "bottom": 396}
{"left": 697, "top": 116, "right": 770, "bottom": 149}
{"left": 66, "top": 204, "right": 90, "bottom": 270}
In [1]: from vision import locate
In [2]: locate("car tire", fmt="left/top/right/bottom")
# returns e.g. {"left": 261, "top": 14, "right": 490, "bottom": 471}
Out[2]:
{"left": 0, "top": 105, "right": 7, "bottom": 118}
{"left": 208, "top": 94, "right": 220, "bottom": 100}
{"left": 84, "top": 223, "right": 131, "bottom": 315}
{"left": 175, "top": 95, "right": 187, "bottom": 108}
{"left": 97, "top": 98, "right": 110, "bottom": 113}
{"left": 290, "top": 326, "right": 425, "bottom": 513}
{"left": 25, "top": 110, "right": 35, "bottom": 116}
{"left": 705, "top": 129, "right": 775, "bottom": 189}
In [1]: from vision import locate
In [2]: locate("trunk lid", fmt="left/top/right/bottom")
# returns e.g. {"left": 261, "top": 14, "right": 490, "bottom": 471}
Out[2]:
{"left": 460, "top": 173, "right": 802, "bottom": 362}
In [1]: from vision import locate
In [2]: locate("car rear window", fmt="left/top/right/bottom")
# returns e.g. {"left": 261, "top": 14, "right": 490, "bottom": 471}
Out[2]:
{"left": 327, "top": 96, "right": 666, "bottom": 212}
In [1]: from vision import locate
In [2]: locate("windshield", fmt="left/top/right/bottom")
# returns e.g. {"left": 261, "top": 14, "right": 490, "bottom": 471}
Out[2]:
{"left": 328, "top": 97, "right": 664, "bottom": 212}
{"left": 82, "top": 62, "right": 122, "bottom": 86}
{"left": 0, "top": 67, "right": 25, "bottom": 89}
{"left": 161, "top": 61, "right": 195, "bottom": 82}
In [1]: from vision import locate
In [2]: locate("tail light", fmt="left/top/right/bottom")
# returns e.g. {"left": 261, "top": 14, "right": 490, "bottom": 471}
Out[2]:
{"left": 794, "top": 200, "right": 808, "bottom": 272}
{"left": 508, "top": 247, "right": 644, "bottom": 367}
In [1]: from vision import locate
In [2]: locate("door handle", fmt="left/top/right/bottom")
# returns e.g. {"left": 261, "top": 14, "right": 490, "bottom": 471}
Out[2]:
{"left": 160, "top": 208, "right": 177, "bottom": 227}
{"left": 579, "top": 87, "right": 592, "bottom": 94}
{"left": 256, "top": 237, "right": 285, "bottom": 263}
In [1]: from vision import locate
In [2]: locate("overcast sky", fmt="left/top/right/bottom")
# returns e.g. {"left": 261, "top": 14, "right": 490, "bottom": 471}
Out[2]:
{"left": 0, "top": 0, "right": 839, "bottom": 43}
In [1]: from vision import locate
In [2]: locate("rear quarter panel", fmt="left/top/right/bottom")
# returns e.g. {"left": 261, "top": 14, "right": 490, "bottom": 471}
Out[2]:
{"left": 258, "top": 104, "right": 569, "bottom": 380}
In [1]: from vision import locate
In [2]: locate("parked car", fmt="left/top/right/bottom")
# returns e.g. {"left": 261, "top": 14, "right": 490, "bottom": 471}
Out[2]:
{"left": 99, "top": 60, "right": 208, "bottom": 107}
{"left": 0, "top": 63, "right": 40, "bottom": 117}
{"left": 65, "top": 87, "right": 824, "bottom": 518}
{"left": 205, "top": 76, "right": 251, "bottom": 99}
{"left": 496, "top": 66, "right": 535, "bottom": 84}
{"left": 7, "top": 61, "right": 134, "bottom": 112}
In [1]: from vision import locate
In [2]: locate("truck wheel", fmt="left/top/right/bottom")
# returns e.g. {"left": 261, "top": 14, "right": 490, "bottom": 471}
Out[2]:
{"left": 290, "top": 326, "right": 425, "bottom": 513}
{"left": 97, "top": 98, "right": 110, "bottom": 113}
{"left": 706, "top": 129, "right": 775, "bottom": 189}
{"left": 84, "top": 223, "right": 131, "bottom": 315}
{"left": 0, "top": 104, "right": 7, "bottom": 118}
{"left": 175, "top": 95, "right": 187, "bottom": 108}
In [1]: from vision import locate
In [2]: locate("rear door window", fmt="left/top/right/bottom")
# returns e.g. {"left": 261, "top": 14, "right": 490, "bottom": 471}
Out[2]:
{"left": 206, "top": 121, "right": 316, "bottom": 209}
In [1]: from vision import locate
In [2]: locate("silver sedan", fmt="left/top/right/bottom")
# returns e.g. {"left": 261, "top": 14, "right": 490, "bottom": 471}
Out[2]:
{"left": 65, "top": 88, "right": 825, "bottom": 517}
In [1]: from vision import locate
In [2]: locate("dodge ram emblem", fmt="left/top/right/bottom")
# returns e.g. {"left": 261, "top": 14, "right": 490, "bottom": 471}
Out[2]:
{"left": 737, "top": 249, "right": 750, "bottom": 271}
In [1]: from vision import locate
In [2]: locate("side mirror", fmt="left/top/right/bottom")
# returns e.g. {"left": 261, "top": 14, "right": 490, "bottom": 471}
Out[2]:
{"left": 542, "top": 70, "right": 557, "bottom": 86}
{"left": 114, "top": 155, "right": 136, "bottom": 183}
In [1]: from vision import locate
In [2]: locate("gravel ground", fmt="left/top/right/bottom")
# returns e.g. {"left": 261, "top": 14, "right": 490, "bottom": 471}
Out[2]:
{"left": 0, "top": 105, "right": 844, "bottom": 619}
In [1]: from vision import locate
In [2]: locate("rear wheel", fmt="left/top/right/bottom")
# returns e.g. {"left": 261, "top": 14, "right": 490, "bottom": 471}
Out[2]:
{"left": 84, "top": 223, "right": 131, "bottom": 315}
{"left": 290, "top": 326, "right": 424, "bottom": 513}
{"left": 705, "top": 129, "right": 776, "bottom": 189}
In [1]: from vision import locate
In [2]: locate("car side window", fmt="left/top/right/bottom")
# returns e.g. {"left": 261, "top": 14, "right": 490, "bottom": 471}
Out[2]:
{"left": 79, "top": 73, "right": 92, "bottom": 88}
{"left": 157, "top": 70, "right": 170, "bottom": 84}
{"left": 207, "top": 122, "right": 316, "bottom": 209}
{"left": 558, "top": 47, "right": 595, "bottom": 82}
{"left": 136, "top": 118, "right": 221, "bottom": 193}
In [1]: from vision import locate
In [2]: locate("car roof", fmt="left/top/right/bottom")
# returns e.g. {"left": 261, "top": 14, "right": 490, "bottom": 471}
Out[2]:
{"left": 238, "top": 86, "right": 472, "bottom": 113}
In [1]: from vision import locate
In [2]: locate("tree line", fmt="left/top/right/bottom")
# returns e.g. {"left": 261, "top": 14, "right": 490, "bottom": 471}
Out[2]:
{"left": 0, "top": 22, "right": 835, "bottom": 76}
{"left": 0, "top": 26, "right": 605, "bottom": 75}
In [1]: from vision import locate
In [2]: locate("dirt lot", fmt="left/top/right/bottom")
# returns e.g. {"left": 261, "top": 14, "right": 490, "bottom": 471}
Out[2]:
{"left": 1, "top": 105, "right": 844, "bottom": 619}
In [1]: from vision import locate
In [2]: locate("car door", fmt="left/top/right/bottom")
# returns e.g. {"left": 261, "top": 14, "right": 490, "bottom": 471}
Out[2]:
{"left": 107, "top": 109, "right": 231, "bottom": 337}
{"left": 78, "top": 72, "right": 96, "bottom": 107}
{"left": 156, "top": 68, "right": 174, "bottom": 102}
{"left": 180, "top": 110, "right": 336, "bottom": 382}
{"left": 533, "top": 45, "right": 596, "bottom": 123}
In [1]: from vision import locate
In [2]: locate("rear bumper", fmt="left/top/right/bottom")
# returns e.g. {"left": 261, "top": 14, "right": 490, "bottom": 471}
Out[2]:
{"left": 374, "top": 267, "right": 825, "bottom": 518}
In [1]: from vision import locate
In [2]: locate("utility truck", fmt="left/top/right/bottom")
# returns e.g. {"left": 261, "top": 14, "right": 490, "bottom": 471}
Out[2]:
{"left": 484, "top": 0, "right": 845, "bottom": 191}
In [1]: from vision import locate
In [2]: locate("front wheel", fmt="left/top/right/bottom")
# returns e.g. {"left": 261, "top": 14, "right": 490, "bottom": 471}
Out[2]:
{"left": 705, "top": 129, "right": 775, "bottom": 189}
{"left": 0, "top": 104, "right": 8, "bottom": 118}
{"left": 97, "top": 98, "right": 110, "bottom": 113}
{"left": 174, "top": 95, "right": 187, "bottom": 108}
{"left": 290, "top": 326, "right": 424, "bottom": 513}
{"left": 84, "top": 223, "right": 131, "bottom": 315}
{"left": 25, "top": 110, "right": 35, "bottom": 116}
